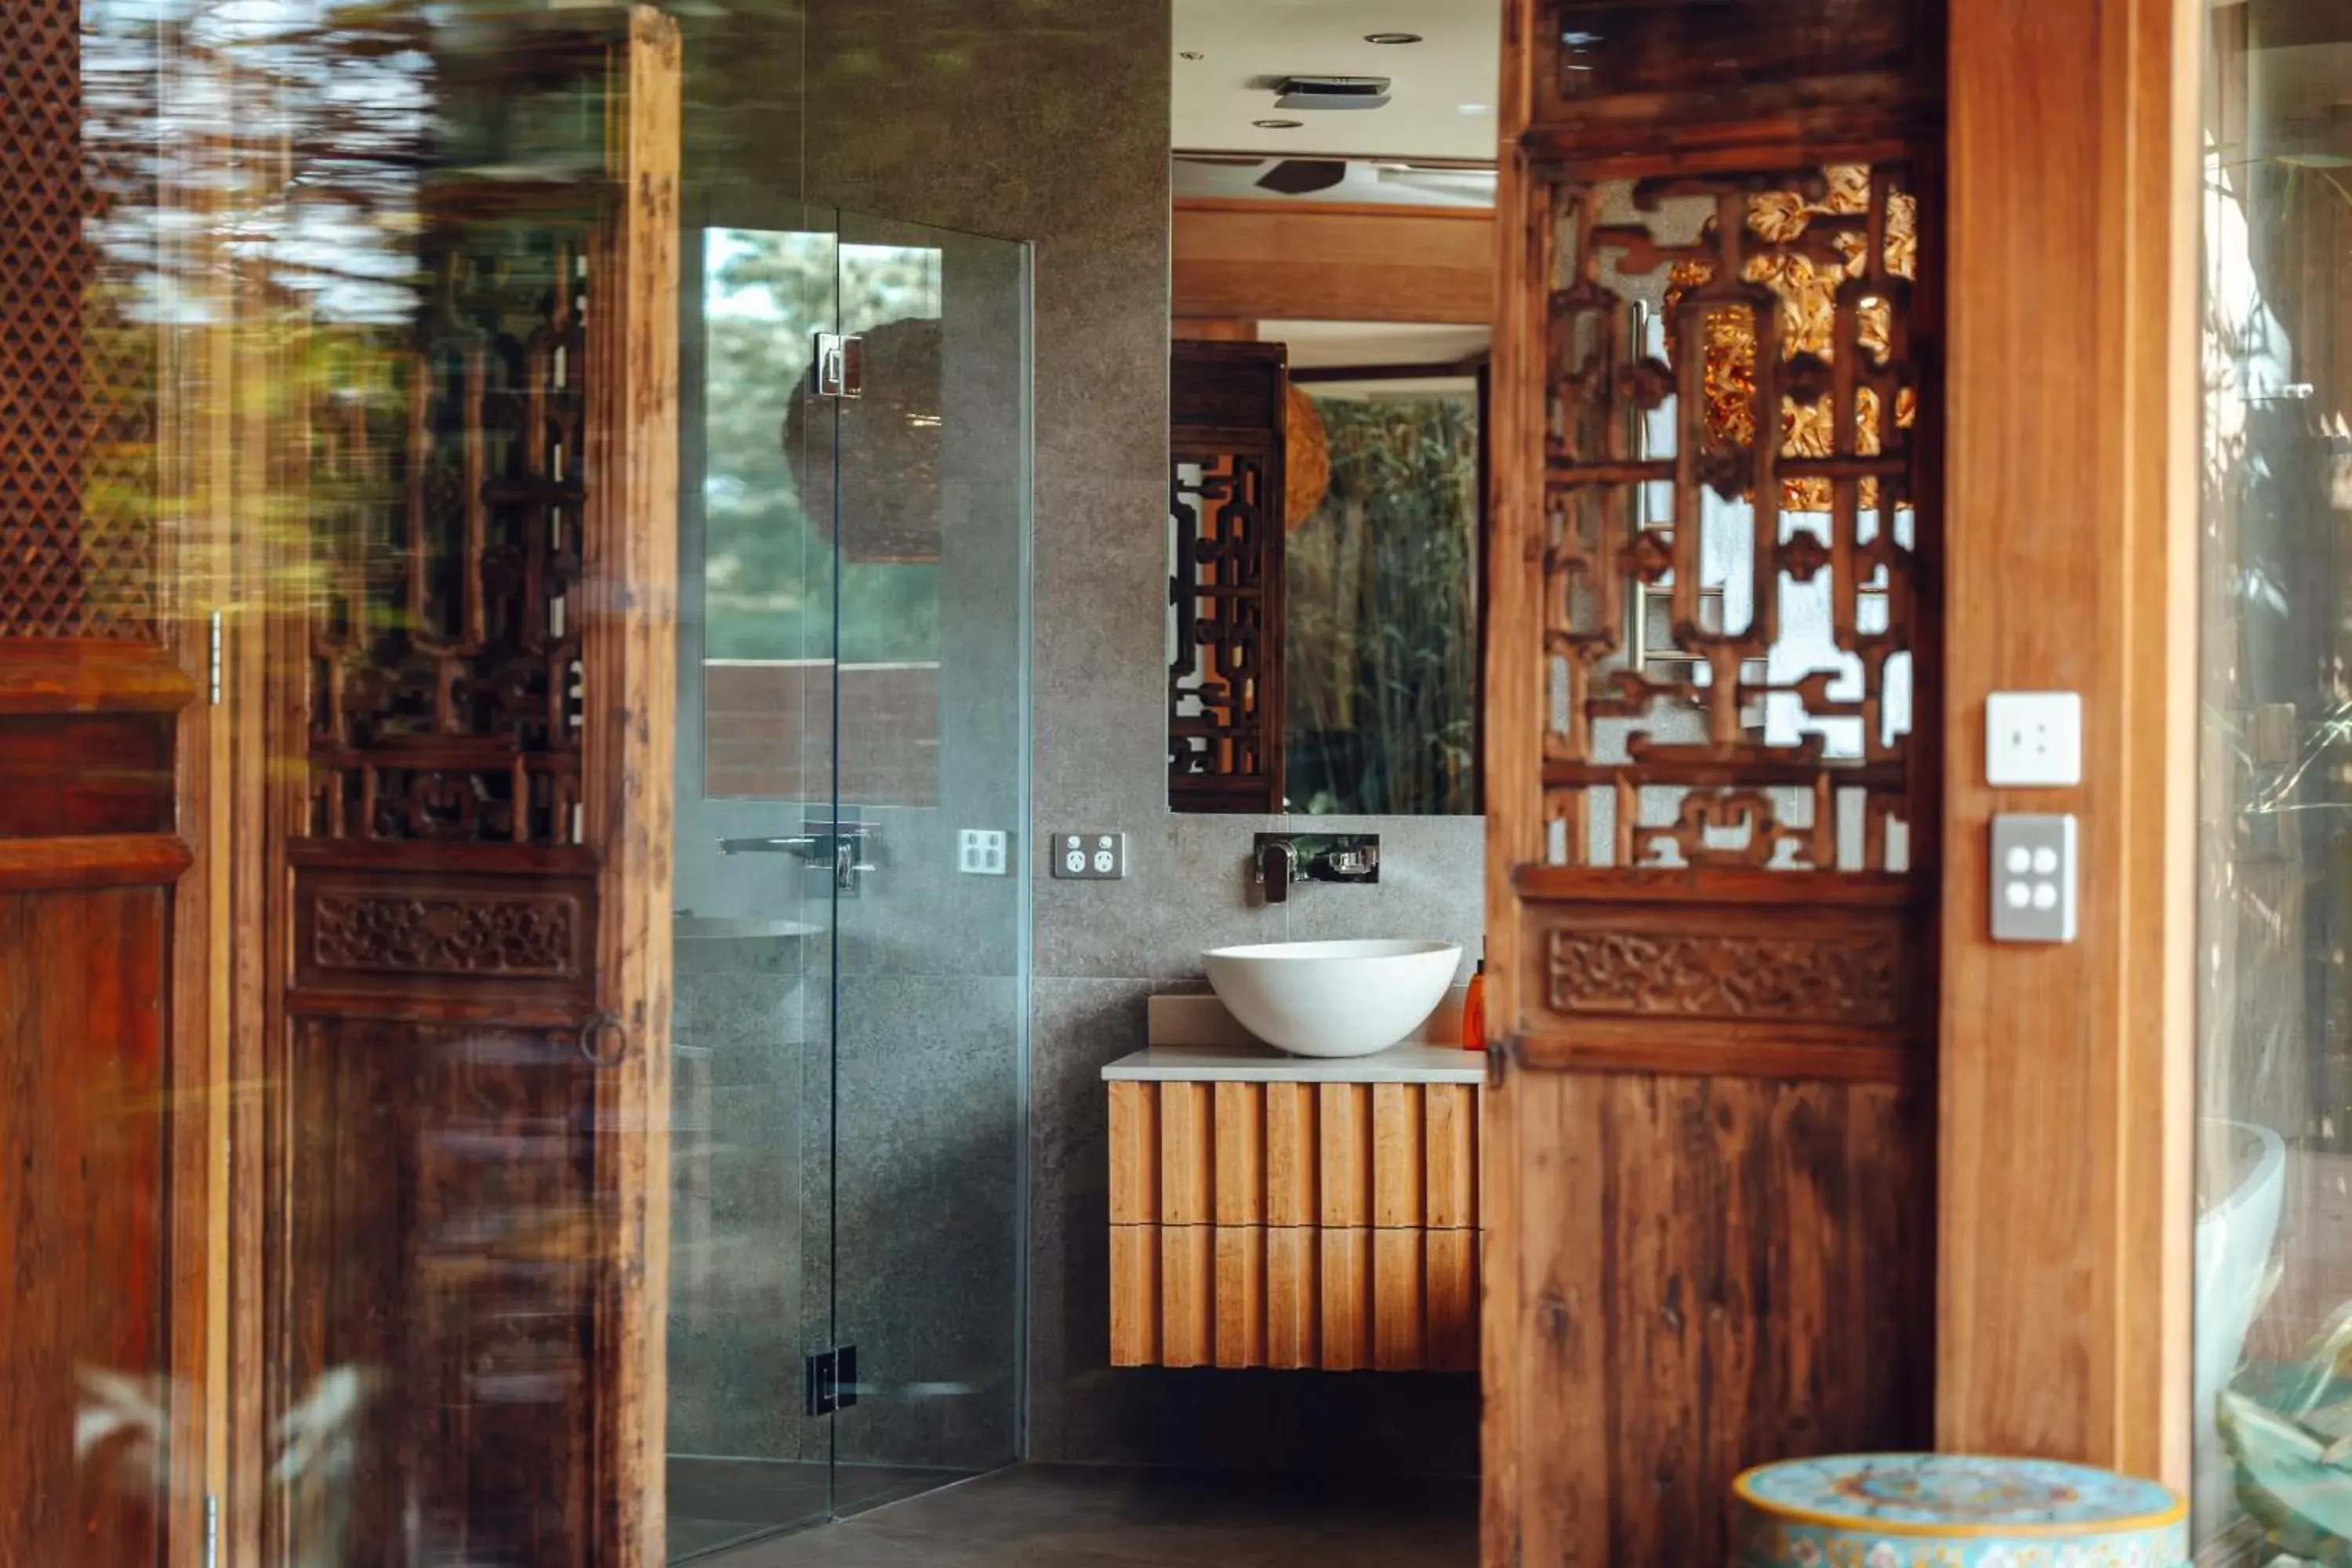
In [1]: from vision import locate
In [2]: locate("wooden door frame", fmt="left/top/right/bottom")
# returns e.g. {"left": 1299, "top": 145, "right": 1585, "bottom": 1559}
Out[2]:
{"left": 1934, "top": 0, "right": 2199, "bottom": 1486}
{"left": 584, "top": 12, "right": 681, "bottom": 1558}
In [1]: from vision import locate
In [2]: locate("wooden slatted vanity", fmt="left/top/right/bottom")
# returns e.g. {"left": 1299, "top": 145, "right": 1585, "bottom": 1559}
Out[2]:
{"left": 1103, "top": 1042, "right": 1482, "bottom": 1374}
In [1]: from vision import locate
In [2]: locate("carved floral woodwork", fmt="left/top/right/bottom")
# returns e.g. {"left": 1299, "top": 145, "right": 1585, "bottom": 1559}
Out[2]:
{"left": 1544, "top": 924, "right": 1903, "bottom": 1027}
{"left": 311, "top": 892, "right": 581, "bottom": 978}
{"left": 1541, "top": 162, "right": 1932, "bottom": 873}
{"left": 308, "top": 235, "right": 591, "bottom": 846}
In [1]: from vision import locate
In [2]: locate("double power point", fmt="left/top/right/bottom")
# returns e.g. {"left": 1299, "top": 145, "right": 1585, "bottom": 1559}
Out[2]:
{"left": 1051, "top": 833, "right": 1126, "bottom": 880}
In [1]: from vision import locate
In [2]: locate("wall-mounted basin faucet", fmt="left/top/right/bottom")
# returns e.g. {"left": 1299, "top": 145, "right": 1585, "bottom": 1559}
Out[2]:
{"left": 1256, "top": 837, "right": 1299, "bottom": 905}
{"left": 1251, "top": 833, "right": 1380, "bottom": 906}
{"left": 718, "top": 819, "right": 879, "bottom": 895}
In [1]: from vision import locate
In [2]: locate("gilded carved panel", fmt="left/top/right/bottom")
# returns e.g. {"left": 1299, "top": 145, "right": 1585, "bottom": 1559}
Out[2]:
{"left": 1539, "top": 164, "right": 1932, "bottom": 873}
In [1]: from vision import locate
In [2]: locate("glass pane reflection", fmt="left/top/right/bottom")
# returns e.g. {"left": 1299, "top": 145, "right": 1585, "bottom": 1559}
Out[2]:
{"left": 2196, "top": 3, "right": 2352, "bottom": 1560}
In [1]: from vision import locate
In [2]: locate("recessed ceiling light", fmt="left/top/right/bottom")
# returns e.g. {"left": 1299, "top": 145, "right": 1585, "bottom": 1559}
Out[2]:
{"left": 1364, "top": 31, "right": 1423, "bottom": 45}
{"left": 1253, "top": 118, "right": 1304, "bottom": 129}
{"left": 1457, "top": 103, "right": 1492, "bottom": 115}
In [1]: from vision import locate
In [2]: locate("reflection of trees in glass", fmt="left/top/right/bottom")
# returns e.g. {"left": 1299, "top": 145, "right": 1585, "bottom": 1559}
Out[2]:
{"left": 701, "top": 230, "right": 941, "bottom": 662}
{"left": 1286, "top": 393, "right": 1479, "bottom": 816}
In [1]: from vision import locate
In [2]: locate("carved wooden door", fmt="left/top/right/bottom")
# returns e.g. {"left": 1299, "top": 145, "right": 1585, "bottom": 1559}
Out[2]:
{"left": 223, "top": 11, "right": 681, "bottom": 1565}
{"left": 1483, "top": 2, "right": 1944, "bottom": 1563}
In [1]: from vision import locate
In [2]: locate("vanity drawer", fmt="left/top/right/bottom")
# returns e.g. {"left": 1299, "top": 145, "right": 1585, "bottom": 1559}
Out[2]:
{"left": 1107, "top": 1079, "right": 1479, "bottom": 1371}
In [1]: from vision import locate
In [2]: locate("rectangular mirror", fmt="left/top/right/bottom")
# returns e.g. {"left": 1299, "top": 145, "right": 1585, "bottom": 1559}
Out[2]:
{"left": 1163, "top": 179, "right": 1495, "bottom": 818}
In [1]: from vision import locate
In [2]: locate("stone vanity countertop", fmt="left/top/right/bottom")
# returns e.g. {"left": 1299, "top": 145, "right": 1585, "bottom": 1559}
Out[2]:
{"left": 1099, "top": 1044, "right": 1486, "bottom": 1085}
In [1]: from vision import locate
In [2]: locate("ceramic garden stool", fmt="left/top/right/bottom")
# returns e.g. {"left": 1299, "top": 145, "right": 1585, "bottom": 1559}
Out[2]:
{"left": 1732, "top": 1453, "right": 2188, "bottom": 1568}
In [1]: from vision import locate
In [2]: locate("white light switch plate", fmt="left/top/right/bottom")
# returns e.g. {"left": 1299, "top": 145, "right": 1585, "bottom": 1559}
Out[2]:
{"left": 1985, "top": 691, "right": 2083, "bottom": 787}
{"left": 957, "top": 829, "right": 1009, "bottom": 876}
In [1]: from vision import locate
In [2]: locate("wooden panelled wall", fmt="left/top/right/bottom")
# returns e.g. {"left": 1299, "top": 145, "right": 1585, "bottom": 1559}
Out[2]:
{"left": 1171, "top": 200, "right": 1496, "bottom": 326}
{"left": 0, "top": 2, "right": 204, "bottom": 1561}
{"left": 1109, "top": 1080, "right": 1479, "bottom": 1372}
{"left": 1483, "top": 2, "right": 1944, "bottom": 1563}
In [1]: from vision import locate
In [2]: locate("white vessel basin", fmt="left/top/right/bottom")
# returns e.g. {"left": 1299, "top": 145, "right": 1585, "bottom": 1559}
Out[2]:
{"left": 1202, "top": 939, "right": 1463, "bottom": 1058}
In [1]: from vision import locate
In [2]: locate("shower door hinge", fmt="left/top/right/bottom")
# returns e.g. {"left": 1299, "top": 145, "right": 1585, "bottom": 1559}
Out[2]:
{"left": 814, "top": 332, "right": 863, "bottom": 398}
{"left": 805, "top": 1344, "right": 858, "bottom": 1416}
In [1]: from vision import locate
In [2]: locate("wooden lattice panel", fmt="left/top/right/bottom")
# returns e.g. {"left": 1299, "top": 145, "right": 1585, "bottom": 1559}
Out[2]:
{"left": 1169, "top": 341, "right": 1287, "bottom": 812}
{"left": 308, "top": 238, "right": 591, "bottom": 844}
{"left": 1539, "top": 164, "right": 1933, "bottom": 872}
{"left": 0, "top": 0, "right": 156, "bottom": 640}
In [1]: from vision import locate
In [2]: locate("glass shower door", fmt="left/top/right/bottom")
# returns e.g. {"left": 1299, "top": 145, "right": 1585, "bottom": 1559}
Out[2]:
{"left": 820, "top": 213, "right": 1030, "bottom": 1511}
{"left": 666, "top": 209, "right": 1028, "bottom": 1557}
{"left": 666, "top": 213, "right": 847, "bottom": 1561}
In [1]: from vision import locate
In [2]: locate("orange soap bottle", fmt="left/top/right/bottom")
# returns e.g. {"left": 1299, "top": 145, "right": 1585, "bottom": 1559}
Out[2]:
{"left": 1461, "top": 958, "right": 1487, "bottom": 1051}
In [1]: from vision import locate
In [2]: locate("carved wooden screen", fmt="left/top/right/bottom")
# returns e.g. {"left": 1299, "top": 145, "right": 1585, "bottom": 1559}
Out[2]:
{"left": 1541, "top": 163, "right": 1929, "bottom": 873}
{"left": 307, "top": 237, "right": 591, "bottom": 849}
{"left": 1169, "top": 340, "right": 1287, "bottom": 812}
{"left": 1483, "top": 3, "right": 1942, "bottom": 1563}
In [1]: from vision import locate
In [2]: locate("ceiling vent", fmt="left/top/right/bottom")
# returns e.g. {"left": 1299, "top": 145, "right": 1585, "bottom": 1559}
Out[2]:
{"left": 1271, "top": 74, "right": 1392, "bottom": 112}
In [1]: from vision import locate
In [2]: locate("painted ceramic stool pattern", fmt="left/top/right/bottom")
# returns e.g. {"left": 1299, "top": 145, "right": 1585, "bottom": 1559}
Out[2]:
{"left": 1734, "top": 1454, "right": 2187, "bottom": 1568}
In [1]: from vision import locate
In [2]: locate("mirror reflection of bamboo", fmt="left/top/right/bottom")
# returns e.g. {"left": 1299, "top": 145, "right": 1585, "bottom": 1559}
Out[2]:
{"left": 1286, "top": 390, "right": 1480, "bottom": 817}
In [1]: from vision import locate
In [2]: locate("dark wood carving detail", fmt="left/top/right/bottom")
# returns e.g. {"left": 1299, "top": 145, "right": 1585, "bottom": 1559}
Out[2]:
{"left": 308, "top": 234, "right": 591, "bottom": 846}
{"left": 1170, "top": 341, "right": 1287, "bottom": 813}
{"left": 312, "top": 891, "right": 580, "bottom": 978}
{"left": 288, "top": 848, "right": 600, "bottom": 1019}
{"left": 1539, "top": 163, "right": 1933, "bottom": 873}
{"left": 0, "top": 0, "right": 158, "bottom": 640}
{"left": 1545, "top": 925, "right": 1901, "bottom": 1027}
